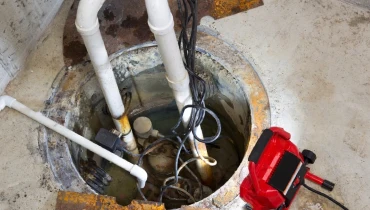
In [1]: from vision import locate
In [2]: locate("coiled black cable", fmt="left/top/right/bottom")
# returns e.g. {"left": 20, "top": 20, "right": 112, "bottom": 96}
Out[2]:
{"left": 157, "top": 0, "right": 222, "bottom": 203}
{"left": 134, "top": 0, "right": 221, "bottom": 203}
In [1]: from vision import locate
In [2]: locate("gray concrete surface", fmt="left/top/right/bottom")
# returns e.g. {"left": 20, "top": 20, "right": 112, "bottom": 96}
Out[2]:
{"left": 201, "top": 0, "right": 370, "bottom": 208}
{"left": 0, "top": 0, "right": 64, "bottom": 93}
{"left": 0, "top": 0, "right": 369, "bottom": 209}
{"left": 0, "top": 0, "right": 73, "bottom": 209}
{"left": 341, "top": 0, "right": 370, "bottom": 9}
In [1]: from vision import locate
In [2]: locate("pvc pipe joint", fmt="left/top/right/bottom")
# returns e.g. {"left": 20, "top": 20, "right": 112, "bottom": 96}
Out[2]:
{"left": 145, "top": 0, "right": 173, "bottom": 33}
{"left": 75, "top": 16, "right": 100, "bottom": 36}
{"left": 147, "top": 14, "right": 174, "bottom": 36}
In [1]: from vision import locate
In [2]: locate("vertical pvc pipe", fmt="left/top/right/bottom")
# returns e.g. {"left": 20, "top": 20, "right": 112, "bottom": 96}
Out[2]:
{"left": 145, "top": 0, "right": 213, "bottom": 185}
{"left": 75, "top": 0, "right": 138, "bottom": 157}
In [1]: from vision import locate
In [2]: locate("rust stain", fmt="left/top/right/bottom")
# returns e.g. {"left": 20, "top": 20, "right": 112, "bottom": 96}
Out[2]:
{"left": 116, "top": 114, "right": 131, "bottom": 134}
{"left": 56, "top": 191, "right": 165, "bottom": 210}
{"left": 212, "top": 0, "right": 264, "bottom": 19}
{"left": 61, "top": 72, "right": 77, "bottom": 91}
{"left": 244, "top": 73, "right": 270, "bottom": 157}
{"left": 106, "top": 24, "right": 120, "bottom": 37}
{"left": 63, "top": 40, "right": 88, "bottom": 66}
{"left": 120, "top": 13, "right": 154, "bottom": 42}
{"left": 56, "top": 191, "right": 119, "bottom": 209}
{"left": 63, "top": 0, "right": 263, "bottom": 66}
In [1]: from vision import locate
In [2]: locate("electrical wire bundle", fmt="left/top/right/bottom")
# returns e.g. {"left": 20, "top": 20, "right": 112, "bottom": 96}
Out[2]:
{"left": 158, "top": 0, "right": 222, "bottom": 202}
{"left": 132, "top": 0, "right": 222, "bottom": 205}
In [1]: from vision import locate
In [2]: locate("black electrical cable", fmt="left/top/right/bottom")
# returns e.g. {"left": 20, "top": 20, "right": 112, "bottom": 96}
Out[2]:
{"left": 156, "top": 0, "right": 223, "bottom": 203}
{"left": 136, "top": 0, "right": 221, "bottom": 203}
{"left": 158, "top": 107, "right": 220, "bottom": 201}
{"left": 159, "top": 133, "right": 190, "bottom": 202}
{"left": 176, "top": 0, "right": 220, "bottom": 147}
{"left": 172, "top": 105, "right": 221, "bottom": 144}
{"left": 136, "top": 137, "right": 182, "bottom": 201}
{"left": 302, "top": 183, "right": 348, "bottom": 210}
{"left": 137, "top": 182, "right": 148, "bottom": 201}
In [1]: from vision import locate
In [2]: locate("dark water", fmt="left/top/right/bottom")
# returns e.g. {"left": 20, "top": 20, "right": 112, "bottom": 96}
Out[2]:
{"left": 103, "top": 99, "right": 243, "bottom": 207}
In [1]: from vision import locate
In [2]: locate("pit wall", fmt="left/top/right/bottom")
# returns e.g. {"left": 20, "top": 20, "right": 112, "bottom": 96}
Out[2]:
{"left": 0, "top": 0, "right": 64, "bottom": 93}
{"left": 341, "top": 0, "right": 370, "bottom": 8}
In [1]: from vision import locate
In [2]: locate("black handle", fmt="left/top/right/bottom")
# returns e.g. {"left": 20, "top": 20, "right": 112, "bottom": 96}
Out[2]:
{"left": 321, "top": 180, "right": 335, "bottom": 191}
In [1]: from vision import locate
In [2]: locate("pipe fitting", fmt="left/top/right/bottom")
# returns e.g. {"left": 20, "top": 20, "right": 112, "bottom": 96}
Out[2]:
{"left": 133, "top": 117, "right": 163, "bottom": 139}
{"left": 145, "top": 0, "right": 172, "bottom": 29}
{"left": 147, "top": 15, "right": 174, "bottom": 36}
{"left": 75, "top": 19, "right": 100, "bottom": 36}
{"left": 122, "top": 131, "right": 138, "bottom": 152}
{"left": 166, "top": 74, "right": 190, "bottom": 91}
{"left": 133, "top": 116, "right": 153, "bottom": 139}
{"left": 130, "top": 165, "right": 148, "bottom": 188}
{"left": 0, "top": 95, "right": 16, "bottom": 111}
{"left": 75, "top": 0, "right": 105, "bottom": 29}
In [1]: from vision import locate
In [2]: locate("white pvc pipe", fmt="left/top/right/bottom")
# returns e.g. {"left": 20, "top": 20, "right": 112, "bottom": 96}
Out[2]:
{"left": 75, "top": 0, "right": 138, "bottom": 155}
{"left": 75, "top": 0, "right": 123, "bottom": 120}
{"left": 145, "top": 0, "right": 213, "bottom": 184}
{"left": 0, "top": 95, "right": 147, "bottom": 188}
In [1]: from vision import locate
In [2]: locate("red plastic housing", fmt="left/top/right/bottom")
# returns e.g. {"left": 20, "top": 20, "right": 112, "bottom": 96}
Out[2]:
{"left": 240, "top": 127, "right": 305, "bottom": 210}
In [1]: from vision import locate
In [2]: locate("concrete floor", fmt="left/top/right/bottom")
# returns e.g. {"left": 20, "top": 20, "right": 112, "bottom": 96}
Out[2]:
{"left": 1, "top": 0, "right": 369, "bottom": 209}
{"left": 0, "top": 0, "right": 73, "bottom": 209}
{"left": 201, "top": 0, "right": 370, "bottom": 209}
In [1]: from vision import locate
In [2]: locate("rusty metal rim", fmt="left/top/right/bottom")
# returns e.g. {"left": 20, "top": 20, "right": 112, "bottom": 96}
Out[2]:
{"left": 41, "top": 31, "right": 270, "bottom": 209}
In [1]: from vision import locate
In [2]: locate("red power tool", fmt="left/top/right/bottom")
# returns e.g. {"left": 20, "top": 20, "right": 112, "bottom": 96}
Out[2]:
{"left": 240, "top": 127, "right": 336, "bottom": 210}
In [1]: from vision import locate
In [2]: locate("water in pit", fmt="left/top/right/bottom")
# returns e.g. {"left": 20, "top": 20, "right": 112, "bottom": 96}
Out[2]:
{"left": 65, "top": 48, "right": 251, "bottom": 208}
{"left": 99, "top": 100, "right": 243, "bottom": 209}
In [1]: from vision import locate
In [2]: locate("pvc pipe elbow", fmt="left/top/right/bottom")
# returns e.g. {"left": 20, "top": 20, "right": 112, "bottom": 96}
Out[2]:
{"left": 130, "top": 165, "right": 148, "bottom": 188}
{"left": 145, "top": 0, "right": 174, "bottom": 35}
{"left": 0, "top": 95, "right": 16, "bottom": 111}
{"left": 75, "top": 0, "right": 105, "bottom": 31}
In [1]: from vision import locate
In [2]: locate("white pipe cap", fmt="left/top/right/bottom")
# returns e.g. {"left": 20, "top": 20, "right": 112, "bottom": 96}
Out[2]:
{"left": 133, "top": 117, "right": 153, "bottom": 139}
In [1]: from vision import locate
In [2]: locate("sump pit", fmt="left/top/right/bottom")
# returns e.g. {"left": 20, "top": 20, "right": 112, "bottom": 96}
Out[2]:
{"left": 41, "top": 33, "right": 270, "bottom": 209}
{"left": 73, "top": 46, "right": 248, "bottom": 208}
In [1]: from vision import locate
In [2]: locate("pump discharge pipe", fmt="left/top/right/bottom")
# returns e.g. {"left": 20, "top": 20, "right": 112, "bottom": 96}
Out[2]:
{"left": 0, "top": 95, "right": 147, "bottom": 188}
{"left": 75, "top": 0, "right": 138, "bottom": 157}
{"left": 144, "top": 0, "right": 213, "bottom": 186}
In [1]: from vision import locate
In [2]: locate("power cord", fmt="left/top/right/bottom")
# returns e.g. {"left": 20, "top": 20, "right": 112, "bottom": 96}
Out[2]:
{"left": 302, "top": 183, "right": 348, "bottom": 210}
{"left": 134, "top": 0, "right": 222, "bottom": 204}
{"left": 155, "top": 0, "right": 221, "bottom": 203}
